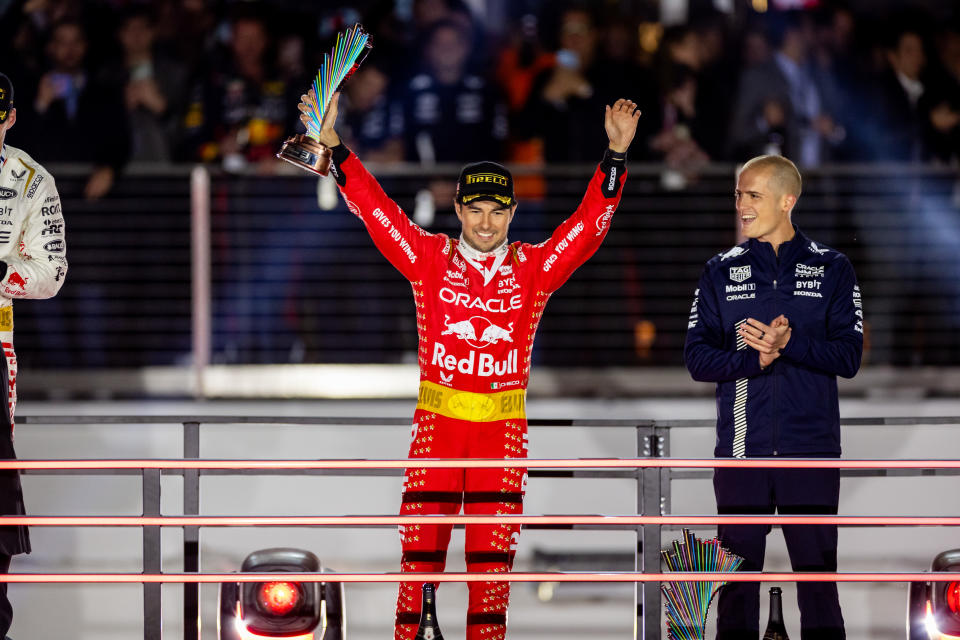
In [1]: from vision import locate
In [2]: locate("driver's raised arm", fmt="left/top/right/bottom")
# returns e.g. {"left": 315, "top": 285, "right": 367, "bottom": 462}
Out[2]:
{"left": 303, "top": 91, "right": 441, "bottom": 282}
{"left": 534, "top": 98, "right": 640, "bottom": 293}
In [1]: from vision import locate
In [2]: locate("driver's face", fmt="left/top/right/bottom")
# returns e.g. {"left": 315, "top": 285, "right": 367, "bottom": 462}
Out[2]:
{"left": 455, "top": 199, "right": 516, "bottom": 253}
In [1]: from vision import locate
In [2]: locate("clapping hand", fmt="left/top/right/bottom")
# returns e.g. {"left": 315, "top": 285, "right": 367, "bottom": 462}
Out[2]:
{"left": 738, "top": 314, "right": 792, "bottom": 369}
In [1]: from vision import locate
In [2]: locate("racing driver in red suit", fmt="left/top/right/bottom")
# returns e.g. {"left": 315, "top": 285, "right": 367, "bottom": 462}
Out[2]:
{"left": 302, "top": 92, "right": 640, "bottom": 640}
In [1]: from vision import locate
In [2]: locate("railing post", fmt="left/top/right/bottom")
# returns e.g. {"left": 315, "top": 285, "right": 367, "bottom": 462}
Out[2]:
{"left": 636, "top": 424, "right": 643, "bottom": 640}
{"left": 655, "top": 425, "right": 670, "bottom": 524}
{"left": 191, "top": 166, "right": 211, "bottom": 399}
{"left": 637, "top": 427, "right": 665, "bottom": 640}
{"left": 636, "top": 426, "right": 659, "bottom": 640}
{"left": 654, "top": 425, "right": 670, "bottom": 639}
{"left": 184, "top": 422, "right": 201, "bottom": 640}
{"left": 143, "top": 468, "right": 162, "bottom": 640}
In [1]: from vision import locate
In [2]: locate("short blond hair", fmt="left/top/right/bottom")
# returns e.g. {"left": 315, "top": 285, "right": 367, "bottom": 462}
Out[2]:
{"left": 740, "top": 155, "right": 802, "bottom": 199}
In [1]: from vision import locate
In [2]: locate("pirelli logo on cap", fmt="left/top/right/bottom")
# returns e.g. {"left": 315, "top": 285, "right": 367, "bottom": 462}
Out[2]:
{"left": 465, "top": 173, "right": 508, "bottom": 187}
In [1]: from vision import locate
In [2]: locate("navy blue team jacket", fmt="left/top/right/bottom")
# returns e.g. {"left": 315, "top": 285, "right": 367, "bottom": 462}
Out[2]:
{"left": 684, "top": 227, "right": 863, "bottom": 457}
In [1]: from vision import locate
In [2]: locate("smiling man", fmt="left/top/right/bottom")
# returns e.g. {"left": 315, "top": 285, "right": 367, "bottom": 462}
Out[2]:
{"left": 684, "top": 154, "right": 863, "bottom": 639}
{"left": 302, "top": 93, "right": 639, "bottom": 639}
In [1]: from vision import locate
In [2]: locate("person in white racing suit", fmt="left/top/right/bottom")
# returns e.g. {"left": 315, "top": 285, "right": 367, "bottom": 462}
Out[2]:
{"left": 0, "top": 72, "right": 68, "bottom": 638}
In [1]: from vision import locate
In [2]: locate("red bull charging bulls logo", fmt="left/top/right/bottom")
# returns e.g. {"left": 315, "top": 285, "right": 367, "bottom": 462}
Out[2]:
{"left": 441, "top": 315, "right": 513, "bottom": 349}
{"left": 6, "top": 272, "right": 27, "bottom": 290}
{"left": 435, "top": 315, "right": 517, "bottom": 377}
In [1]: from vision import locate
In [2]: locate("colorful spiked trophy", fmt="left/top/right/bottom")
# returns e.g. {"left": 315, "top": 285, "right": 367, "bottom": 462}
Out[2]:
{"left": 277, "top": 24, "right": 372, "bottom": 175}
{"left": 661, "top": 528, "right": 745, "bottom": 640}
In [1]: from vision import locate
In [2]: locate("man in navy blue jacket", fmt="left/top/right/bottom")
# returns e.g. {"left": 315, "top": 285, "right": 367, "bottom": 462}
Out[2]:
{"left": 684, "top": 155, "right": 863, "bottom": 639}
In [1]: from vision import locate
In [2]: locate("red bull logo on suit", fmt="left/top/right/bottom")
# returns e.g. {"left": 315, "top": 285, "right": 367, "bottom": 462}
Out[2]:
{"left": 441, "top": 316, "right": 477, "bottom": 341}
{"left": 431, "top": 343, "right": 518, "bottom": 377}
{"left": 6, "top": 272, "right": 27, "bottom": 290}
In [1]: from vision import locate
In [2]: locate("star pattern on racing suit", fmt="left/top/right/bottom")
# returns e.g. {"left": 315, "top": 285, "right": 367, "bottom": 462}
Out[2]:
{"left": 329, "top": 143, "right": 625, "bottom": 640}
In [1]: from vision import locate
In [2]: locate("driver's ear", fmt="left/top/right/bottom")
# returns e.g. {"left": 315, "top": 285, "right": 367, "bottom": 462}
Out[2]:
{"left": 454, "top": 201, "right": 463, "bottom": 223}
{"left": 782, "top": 193, "right": 797, "bottom": 214}
{"left": 509, "top": 203, "right": 518, "bottom": 222}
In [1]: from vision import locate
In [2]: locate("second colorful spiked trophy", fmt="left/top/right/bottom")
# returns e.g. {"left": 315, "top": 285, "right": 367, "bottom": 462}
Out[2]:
{"left": 661, "top": 529, "right": 745, "bottom": 640}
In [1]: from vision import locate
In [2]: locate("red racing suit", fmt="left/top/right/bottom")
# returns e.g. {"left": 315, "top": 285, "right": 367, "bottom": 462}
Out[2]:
{"left": 329, "top": 144, "right": 626, "bottom": 640}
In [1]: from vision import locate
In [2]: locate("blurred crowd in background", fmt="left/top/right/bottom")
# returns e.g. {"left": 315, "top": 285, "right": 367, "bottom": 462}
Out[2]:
{"left": 0, "top": 0, "right": 959, "bottom": 373}
{"left": 0, "top": 0, "right": 959, "bottom": 198}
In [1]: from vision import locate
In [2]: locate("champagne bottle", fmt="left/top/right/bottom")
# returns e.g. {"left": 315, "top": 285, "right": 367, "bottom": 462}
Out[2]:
{"left": 415, "top": 582, "right": 444, "bottom": 640}
{"left": 762, "top": 586, "right": 789, "bottom": 640}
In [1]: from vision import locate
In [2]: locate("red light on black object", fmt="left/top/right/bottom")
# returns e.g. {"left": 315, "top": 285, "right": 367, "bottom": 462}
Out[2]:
{"left": 948, "top": 581, "right": 960, "bottom": 614}
{"left": 258, "top": 582, "right": 299, "bottom": 616}
{"left": 237, "top": 549, "right": 322, "bottom": 637}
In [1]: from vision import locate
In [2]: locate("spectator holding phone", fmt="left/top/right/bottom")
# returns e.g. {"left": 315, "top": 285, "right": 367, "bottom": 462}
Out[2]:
{"left": 523, "top": 7, "right": 605, "bottom": 163}
{"left": 523, "top": 6, "right": 645, "bottom": 162}
{"left": 99, "top": 8, "right": 188, "bottom": 163}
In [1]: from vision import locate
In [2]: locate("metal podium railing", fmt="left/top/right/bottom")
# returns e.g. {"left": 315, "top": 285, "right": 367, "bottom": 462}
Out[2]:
{"left": 12, "top": 414, "right": 960, "bottom": 640}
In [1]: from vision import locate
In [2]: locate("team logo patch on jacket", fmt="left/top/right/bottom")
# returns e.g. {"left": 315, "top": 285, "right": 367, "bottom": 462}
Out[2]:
{"left": 796, "top": 264, "right": 824, "bottom": 278}
{"left": 728, "top": 265, "right": 752, "bottom": 283}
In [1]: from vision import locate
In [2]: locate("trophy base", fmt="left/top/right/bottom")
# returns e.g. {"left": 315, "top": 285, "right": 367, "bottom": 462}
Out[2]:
{"left": 276, "top": 134, "right": 332, "bottom": 176}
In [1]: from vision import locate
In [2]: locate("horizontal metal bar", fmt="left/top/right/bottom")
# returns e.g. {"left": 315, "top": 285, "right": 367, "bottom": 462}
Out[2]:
{"left": 186, "top": 468, "right": 638, "bottom": 479}
{"left": 3, "top": 515, "right": 960, "bottom": 527}
{"left": 16, "top": 415, "right": 960, "bottom": 428}
{"left": 668, "top": 468, "right": 960, "bottom": 480}
{"left": 5, "top": 458, "right": 960, "bottom": 470}
{"left": 17, "top": 415, "right": 414, "bottom": 426}
{"left": 1, "top": 571, "right": 957, "bottom": 583}
{"left": 649, "top": 416, "right": 960, "bottom": 428}
{"left": 18, "top": 468, "right": 954, "bottom": 480}
{"left": 16, "top": 415, "right": 649, "bottom": 428}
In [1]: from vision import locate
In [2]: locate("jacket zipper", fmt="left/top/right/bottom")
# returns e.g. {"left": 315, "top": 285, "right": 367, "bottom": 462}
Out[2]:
{"left": 772, "top": 248, "right": 780, "bottom": 456}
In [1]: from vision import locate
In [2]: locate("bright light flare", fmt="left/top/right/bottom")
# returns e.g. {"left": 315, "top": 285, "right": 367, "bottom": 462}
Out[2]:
{"left": 928, "top": 600, "right": 942, "bottom": 639}
{"left": 258, "top": 581, "right": 299, "bottom": 615}
{"left": 924, "top": 598, "right": 960, "bottom": 640}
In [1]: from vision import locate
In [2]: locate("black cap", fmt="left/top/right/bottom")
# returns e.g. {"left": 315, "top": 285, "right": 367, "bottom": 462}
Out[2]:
{"left": 456, "top": 161, "right": 515, "bottom": 206}
{"left": 0, "top": 74, "right": 12, "bottom": 124}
